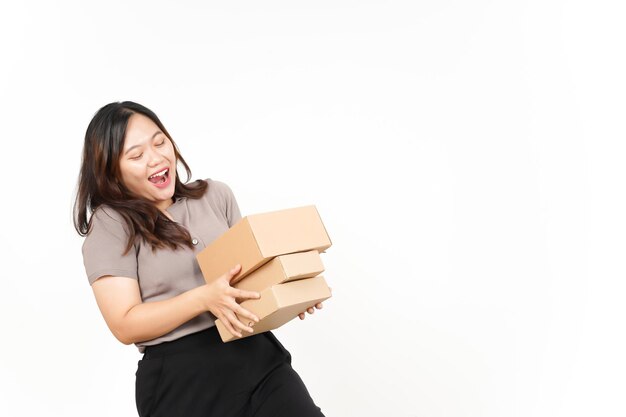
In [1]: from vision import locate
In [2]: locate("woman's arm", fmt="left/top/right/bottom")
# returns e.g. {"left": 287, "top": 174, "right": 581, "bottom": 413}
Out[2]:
{"left": 91, "top": 264, "right": 260, "bottom": 344}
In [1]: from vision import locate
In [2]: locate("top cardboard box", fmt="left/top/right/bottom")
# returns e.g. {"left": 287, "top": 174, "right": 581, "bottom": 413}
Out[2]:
{"left": 196, "top": 205, "right": 332, "bottom": 285}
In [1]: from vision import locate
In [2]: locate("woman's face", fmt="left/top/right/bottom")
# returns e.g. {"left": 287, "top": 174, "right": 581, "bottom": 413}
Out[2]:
{"left": 119, "top": 113, "right": 177, "bottom": 211}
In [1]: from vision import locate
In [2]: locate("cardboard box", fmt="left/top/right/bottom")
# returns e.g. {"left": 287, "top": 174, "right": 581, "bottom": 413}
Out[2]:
{"left": 215, "top": 275, "right": 332, "bottom": 342}
{"left": 197, "top": 205, "right": 331, "bottom": 285}
{"left": 234, "top": 250, "right": 325, "bottom": 293}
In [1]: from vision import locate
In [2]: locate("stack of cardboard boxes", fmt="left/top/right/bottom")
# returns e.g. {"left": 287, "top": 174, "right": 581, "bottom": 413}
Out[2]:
{"left": 196, "top": 205, "right": 332, "bottom": 342}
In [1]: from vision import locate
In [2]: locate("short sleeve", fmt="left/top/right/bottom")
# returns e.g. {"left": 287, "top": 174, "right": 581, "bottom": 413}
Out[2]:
{"left": 223, "top": 182, "right": 242, "bottom": 227}
{"left": 206, "top": 179, "right": 242, "bottom": 227}
{"left": 82, "top": 206, "right": 139, "bottom": 285}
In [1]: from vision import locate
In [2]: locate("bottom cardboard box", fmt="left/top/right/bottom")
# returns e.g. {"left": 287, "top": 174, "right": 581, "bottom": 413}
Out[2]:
{"left": 216, "top": 275, "right": 331, "bottom": 342}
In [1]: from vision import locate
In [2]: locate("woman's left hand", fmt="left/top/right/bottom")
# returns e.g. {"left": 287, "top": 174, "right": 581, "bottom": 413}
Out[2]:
{"left": 299, "top": 286, "right": 331, "bottom": 320}
{"left": 298, "top": 302, "right": 323, "bottom": 320}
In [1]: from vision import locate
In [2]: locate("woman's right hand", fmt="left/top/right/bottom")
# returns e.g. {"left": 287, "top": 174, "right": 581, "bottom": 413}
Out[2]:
{"left": 199, "top": 264, "right": 261, "bottom": 338}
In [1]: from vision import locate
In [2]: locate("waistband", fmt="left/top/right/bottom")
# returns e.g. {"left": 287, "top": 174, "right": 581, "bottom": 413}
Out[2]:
{"left": 143, "top": 327, "right": 222, "bottom": 359}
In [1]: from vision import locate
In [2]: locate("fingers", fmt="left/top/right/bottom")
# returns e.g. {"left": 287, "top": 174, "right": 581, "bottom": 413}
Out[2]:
{"left": 230, "top": 311, "right": 255, "bottom": 334}
{"left": 225, "top": 264, "right": 242, "bottom": 283}
{"left": 299, "top": 303, "right": 320, "bottom": 321}
{"left": 217, "top": 312, "right": 242, "bottom": 338}
{"left": 223, "top": 310, "right": 254, "bottom": 337}
{"left": 223, "top": 299, "right": 258, "bottom": 336}
{"left": 232, "top": 304, "right": 259, "bottom": 325}
{"left": 230, "top": 288, "right": 261, "bottom": 301}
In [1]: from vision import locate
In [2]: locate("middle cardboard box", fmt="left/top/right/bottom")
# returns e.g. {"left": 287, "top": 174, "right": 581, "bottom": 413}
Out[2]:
{"left": 233, "top": 249, "right": 325, "bottom": 293}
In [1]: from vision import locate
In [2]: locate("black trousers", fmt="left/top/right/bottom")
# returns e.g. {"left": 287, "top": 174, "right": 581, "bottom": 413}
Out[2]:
{"left": 135, "top": 327, "right": 325, "bottom": 417}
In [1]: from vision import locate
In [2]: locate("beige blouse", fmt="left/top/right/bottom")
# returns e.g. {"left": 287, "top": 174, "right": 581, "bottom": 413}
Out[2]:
{"left": 81, "top": 178, "right": 242, "bottom": 352}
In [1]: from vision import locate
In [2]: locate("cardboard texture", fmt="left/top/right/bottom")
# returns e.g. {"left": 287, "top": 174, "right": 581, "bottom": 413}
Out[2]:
{"left": 215, "top": 275, "right": 332, "bottom": 342}
{"left": 234, "top": 250, "right": 325, "bottom": 293}
{"left": 196, "top": 205, "right": 332, "bottom": 285}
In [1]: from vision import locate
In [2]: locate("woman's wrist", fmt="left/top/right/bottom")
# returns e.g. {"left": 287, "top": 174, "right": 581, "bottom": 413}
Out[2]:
{"left": 186, "top": 284, "right": 211, "bottom": 314}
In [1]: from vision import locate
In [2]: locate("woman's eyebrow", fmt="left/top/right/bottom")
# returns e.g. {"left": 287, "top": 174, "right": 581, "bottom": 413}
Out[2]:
{"left": 124, "top": 131, "right": 163, "bottom": 155}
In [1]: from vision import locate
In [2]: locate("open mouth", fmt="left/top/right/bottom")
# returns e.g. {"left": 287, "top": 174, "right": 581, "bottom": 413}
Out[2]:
{"left": 148, "top": 168, "right": 169, "bottom": 185}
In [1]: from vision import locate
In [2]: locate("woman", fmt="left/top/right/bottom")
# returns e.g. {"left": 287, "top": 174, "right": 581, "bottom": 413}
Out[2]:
{"left": 74, "top": 101, "right": 325, "bottom": 417}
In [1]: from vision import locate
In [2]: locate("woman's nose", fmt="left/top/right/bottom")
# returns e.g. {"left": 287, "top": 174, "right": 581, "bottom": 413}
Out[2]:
{"left": 147, "top": 149, "right": 165, "bottom": 166}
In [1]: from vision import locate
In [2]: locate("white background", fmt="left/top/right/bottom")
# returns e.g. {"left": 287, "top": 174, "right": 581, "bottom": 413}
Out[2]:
{"left": 1, "top": 1, "right": 625, "bottom": 416}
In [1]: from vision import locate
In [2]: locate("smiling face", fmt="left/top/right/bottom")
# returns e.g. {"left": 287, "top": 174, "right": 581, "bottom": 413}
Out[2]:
{"left": 119, "top": 113, "right": 177, "bottom": 211}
